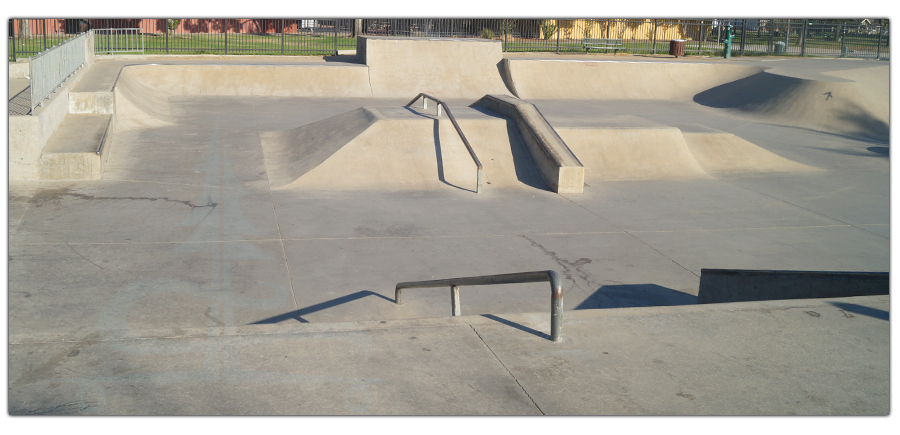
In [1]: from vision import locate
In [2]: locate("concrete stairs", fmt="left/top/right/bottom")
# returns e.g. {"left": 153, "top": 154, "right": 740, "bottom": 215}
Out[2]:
{"left": 40, "top": 113, "right": 113, "bottom": 180}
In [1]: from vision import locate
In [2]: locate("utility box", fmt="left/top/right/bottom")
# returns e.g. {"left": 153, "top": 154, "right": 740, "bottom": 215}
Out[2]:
{"left": 774, "top": 41, "right": 786, "bottom": 53}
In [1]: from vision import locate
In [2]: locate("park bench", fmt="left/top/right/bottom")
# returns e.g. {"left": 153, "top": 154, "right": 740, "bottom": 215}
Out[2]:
{"left": 583, "top": 38, "right": 624, "bottom": 54}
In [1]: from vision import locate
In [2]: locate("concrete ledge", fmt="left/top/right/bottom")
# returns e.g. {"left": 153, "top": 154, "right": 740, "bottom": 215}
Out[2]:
{"left": 472, "top": 94, "right": 584, "bottom": 193}
{"left": 698, "top": 269, "right": 889, "bottom": 304}
{"left": 40, "top": 113, "right": 112, "bottom": 180}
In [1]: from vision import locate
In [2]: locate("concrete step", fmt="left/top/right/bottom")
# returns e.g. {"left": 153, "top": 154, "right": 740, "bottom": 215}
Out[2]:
{"left": 40, "top": 113, "right": 114, "bottom": 180}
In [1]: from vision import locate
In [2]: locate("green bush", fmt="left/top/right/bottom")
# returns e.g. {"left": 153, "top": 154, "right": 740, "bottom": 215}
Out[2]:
{"left": 480, "top": 28, "right": 494, "bottom": 40}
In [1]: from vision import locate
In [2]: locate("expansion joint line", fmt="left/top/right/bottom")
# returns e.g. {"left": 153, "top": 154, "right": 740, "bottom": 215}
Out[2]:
{"left": 715, "top": 176, "right": 889, "bottom": 240}
{"left": 251, "top": 97, "right": 301, "bottom": 313}
{"left": 560, "top": 195, "right": 700, "bottom": 278}
{"left": 469, "top": 324, "right": 545, "bottom": 415}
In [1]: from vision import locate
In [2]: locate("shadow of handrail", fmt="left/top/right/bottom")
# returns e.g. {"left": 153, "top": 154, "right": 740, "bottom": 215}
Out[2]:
{"left": 250, "top": 290, "right": 394, "bottom": 324}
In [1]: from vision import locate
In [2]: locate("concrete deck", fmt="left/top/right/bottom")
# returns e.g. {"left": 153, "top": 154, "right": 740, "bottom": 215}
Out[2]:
{"left": 7, "top": 50, "right": 890, "bottom": 416}
{"left": 8, "top": 295, "right": 889, "bottom": 415}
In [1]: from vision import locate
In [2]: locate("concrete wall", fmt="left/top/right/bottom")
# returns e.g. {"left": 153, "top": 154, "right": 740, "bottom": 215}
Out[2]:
{"left": 472, "top": 94, "right": 584, "bottom": 194}
{"left": 698, "top": 269, "right": 890, "bottom": 304}
{"left": 9, "top": 61, "right": 30, "bottom": 79}
{"left": 357, "top": 36, "right": 512, "bottom": 99}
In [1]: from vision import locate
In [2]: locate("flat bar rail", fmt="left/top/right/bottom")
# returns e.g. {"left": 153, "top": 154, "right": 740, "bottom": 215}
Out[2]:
{"left": 395, "top": 270, "right": 563, "bottom": 342}
{"left": 29, "top": 30, "right": 89, "bottom": 115}
{"left": 406, "top": 93, "right": 484, "bottom": 193}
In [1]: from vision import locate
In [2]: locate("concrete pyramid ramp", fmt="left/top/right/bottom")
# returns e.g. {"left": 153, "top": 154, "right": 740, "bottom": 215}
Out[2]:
{"left": 506, "top": 59, "right": 763, "bottom": 100}
{"left": 555, "top": 116, "right": 708, "bottom": 182}
{"left": 677, "top": 124, "right": 819, "bottom": 174}
{"left": 693, "top": 65, "right": 889, "bottom": 142}
{"left": 261, "top": 106, "right": 546, "bottom": 191}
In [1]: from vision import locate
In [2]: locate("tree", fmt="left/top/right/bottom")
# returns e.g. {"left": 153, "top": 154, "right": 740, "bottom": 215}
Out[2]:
{"left": 18, "top": 19, "right": 30, "bottom": 39}
{"left": 166, "top": 19, "right": 181, "bottom": 36}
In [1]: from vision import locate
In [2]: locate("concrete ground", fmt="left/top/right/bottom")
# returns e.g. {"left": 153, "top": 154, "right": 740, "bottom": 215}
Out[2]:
{"left": 6, "top": 53, "right": 890, "bottom": 415}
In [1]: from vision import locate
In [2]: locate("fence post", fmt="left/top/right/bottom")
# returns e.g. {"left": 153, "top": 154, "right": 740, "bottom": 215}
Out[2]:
{"left": 652, "top": 19, "right": 657, "bottom": 54}
{"left": 334, "top": 19, "right": 338, "bottom": 55}
{"left": 698, "top": 20, "right": 703, "bottom": 55}
{"left": 876, "top": 26, "right": 883, "bottom": 59}
{"left": 165, "top": 20, "right": 169, "bottom": 54}
{"left": 281, "top": 19, "right": 285, "bottom": 55}
{"left": 556, "top": 19, "right": 560, "bottom": 53}
{"left": 801, "top": 20, "right": 807, "bottom": 57}
{"left": 739, "top": 19, "right": 746, "bottom": 56}
{"left": 840, "top": 24, "right": 846, "bottom": 58}
{"left": 223, "top": 19, "right": 227, "bottom": 55}
{"left": 43, "top": 19, "right": 46, "bottom": 51}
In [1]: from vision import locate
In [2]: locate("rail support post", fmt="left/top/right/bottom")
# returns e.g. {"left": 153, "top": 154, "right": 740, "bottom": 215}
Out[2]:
{"left": 451, "top": 286, "right": 461, "bottom": 316}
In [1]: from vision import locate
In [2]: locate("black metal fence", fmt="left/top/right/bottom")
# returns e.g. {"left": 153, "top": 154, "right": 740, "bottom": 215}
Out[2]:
{"left": 9, "top": 18, "right": 889, "bottom": 61}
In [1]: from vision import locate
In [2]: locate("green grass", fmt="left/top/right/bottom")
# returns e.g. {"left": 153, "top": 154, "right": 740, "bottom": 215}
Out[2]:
{"left": 8, "top": 35, "right": 76, "bottom": 60}
{"left": 92, "top": 33, "right": 357, "bottom": 55}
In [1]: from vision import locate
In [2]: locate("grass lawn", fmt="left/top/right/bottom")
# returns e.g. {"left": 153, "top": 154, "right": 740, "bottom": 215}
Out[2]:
{"left": 8, "top": 35, "right": 77, "bottom": 60}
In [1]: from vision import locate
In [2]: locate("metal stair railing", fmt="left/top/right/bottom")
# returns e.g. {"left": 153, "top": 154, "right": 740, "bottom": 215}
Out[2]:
{"left": 405, "top": 93, "right": 483, "bottom": 193}
{"left": 395, "top": 270, "right": 563, "bottom": 342}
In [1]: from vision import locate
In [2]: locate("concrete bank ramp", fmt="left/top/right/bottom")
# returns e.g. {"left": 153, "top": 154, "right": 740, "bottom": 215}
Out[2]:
{"left": 677, "top": 124, "right": 818, "bottom": 174}
{"left": 693, "top": 65, "right": 889, "bottom": 142}
{"left": 555, "top": 116, "right": 708, "bottom": 182}
{"left": 506, "top": 59, "right": 763, "bottom": 100}
{"left": 114, "top": 66, "right": 175, "bottom": 132}
{"left": 358, "top": 37, "right": 512, "bottom": 99}
{"left": 261, "top": 106, "right": 546, "bottom": 191}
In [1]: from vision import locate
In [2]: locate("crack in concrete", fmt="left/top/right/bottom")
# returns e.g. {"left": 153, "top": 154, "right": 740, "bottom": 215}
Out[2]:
{"left": 64, "top": 242, "right": 105, "bottom": 270}
{"left": 521, "top": 235, "right": 594, "bottom": 293}
{"left": 29, "top": 187, "right": 218, "bottom": 211}
{"left": 469, "top": 324, "right": 545, "bottom": 415}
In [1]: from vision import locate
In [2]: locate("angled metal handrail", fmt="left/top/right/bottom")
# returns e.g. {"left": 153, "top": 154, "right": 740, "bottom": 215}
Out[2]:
{"left": 405, "top": 93, "right": 483, "bottom": 193}
{"left": 395, "top": 270, "right": 563, "bottom": 342}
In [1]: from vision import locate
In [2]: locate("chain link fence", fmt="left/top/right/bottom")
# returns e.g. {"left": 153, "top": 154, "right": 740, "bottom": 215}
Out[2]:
{"left": 9, "top": 18, "right": 889, "bottom": 61}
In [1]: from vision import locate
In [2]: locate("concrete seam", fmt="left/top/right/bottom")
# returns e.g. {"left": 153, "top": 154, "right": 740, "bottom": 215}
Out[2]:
{"left": 251, "top": 95, "right": 301, "bottom": 313}
{"left": 560, "top": 194, "right": 700, "bottom": 279}
{"left": 716, "top": 177, "right": 889, "bottom": 240}
{"left": 468, "top": 324, "right": 545, "bottom": 415}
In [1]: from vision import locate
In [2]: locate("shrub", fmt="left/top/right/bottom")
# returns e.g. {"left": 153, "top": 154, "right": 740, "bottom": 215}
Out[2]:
{"left": 541, "top": 20, "right": 557, "bottom": 40}
{"left": 480, "top": 28, "right": 494, "bottom": 39}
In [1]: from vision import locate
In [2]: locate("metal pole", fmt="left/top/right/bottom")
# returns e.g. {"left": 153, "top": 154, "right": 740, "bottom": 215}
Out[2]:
{"left": 840, "top": 24, "right": 846, "bottom": 58}
{"left": 43, "top": 19, "right": 46, "bottom": 51}
{"left": 739, "top": 19, "right": 746, "bottom": 56}
{"left": 165, "top": 19, "right": 169, "bottom": 54}
{"left": 451, "top": 286, "right": 461, "bottom": 316}
{"left": 281, "top": 19, "right": 285, "bottom": 55}
{"left": 223, "top": 19, "right": 227, "bottom": 55}
{"left": 698, "top": 20, "right": 703, "bottom": 55}
{"left": 876, "top": 26, "right": 882, "bottom": 59}
{"left": 801, "top": 20, "right": 807, "bottom": 57}
{"left": 556, "top": 19, "right": 560, "bottom": 53}
{"left": 652, "top": 19, "right": 657, "bottom": 54}
{"left": 334, "top": 18, "right": 338, "bottom": 55}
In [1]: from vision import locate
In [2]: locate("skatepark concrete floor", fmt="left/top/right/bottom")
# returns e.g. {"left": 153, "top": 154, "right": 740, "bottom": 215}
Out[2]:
{"left": 6, "top": 55, "right": 890, "bottom": 415}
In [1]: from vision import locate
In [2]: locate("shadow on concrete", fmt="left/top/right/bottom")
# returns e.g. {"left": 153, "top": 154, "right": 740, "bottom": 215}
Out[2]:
{"left": 250, "top": 290, "right": 395, "bottom": 324}
{"left": 575, "top": 284, "right": 697, "bottom": 310}
{"left": 829, "top": 301, "right": 889, "bottom": 321}
{"left": 322, "top": 55, "right": 362, "bottom": 64}
{"left": 432, "top": 119, "right": 475, "bottom": 193}
{"left": 481, "top": 314, "right": 551, "bottom": 340}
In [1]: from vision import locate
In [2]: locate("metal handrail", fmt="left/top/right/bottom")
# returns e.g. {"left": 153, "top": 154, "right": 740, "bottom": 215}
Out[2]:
{"left": 405, "top": 93, "right": 483, "bottom": 193}
{"left": 395, "top": 270, "right": 563, "bottom": 342}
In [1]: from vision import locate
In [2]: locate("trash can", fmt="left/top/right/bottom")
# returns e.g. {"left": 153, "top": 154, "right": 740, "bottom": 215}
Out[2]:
{"left": 774, "top": 41, "right": 786, "bottom": 53}
{"left": 669, "top": 39, "right": 686, "bottom": 57}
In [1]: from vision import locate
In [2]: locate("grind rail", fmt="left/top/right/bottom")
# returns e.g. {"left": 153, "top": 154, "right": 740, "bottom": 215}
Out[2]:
{"left": 405, "top": 93, "right": 483, "bottom": 193}
{"left": 395, "top": 270, "right": 563, "bottom": 342}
